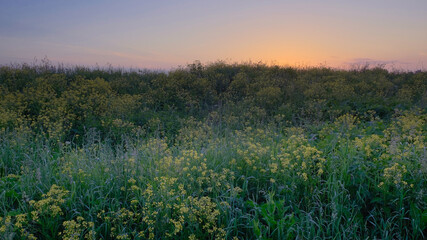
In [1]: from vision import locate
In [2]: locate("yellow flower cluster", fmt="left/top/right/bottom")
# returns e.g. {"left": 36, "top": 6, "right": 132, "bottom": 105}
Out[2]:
{"left": 140, "top": 138, "right": 170, "bottom": 156}
{"left": 234, "top": 129, "right": 271, "bottom": 173}
{"left": 334, "top": 113, "right": 359, "bottom": 133}
{"left": 318, "top": 113, "right": 359, "bottom": 138}
{"left": 273, "top": 134, "right": 326, "bottom": 181}
{"left": 29, "top": 184, "right": 69, "bottom": 217}
{"left": 97, "top": 161, "right": 229, "bottom": 240}
{"left": 99, "top": 191, "right": 226, "bottom": 239}
{"left": 60, "top": 216, "right": 95, "bottom": 240}
{"left": 354, "top": 134, "right": 387, "bottom": 159}
{"left": 0, "top": 214, "right": 36, "bottom": 240}
{"left": 379, "top": 162, "right": 409, "bottom": 188}
{"left": 187, "top": 196, "right": 226, "bottom": 238}
{"left": 0, "top": 184, "right": 70, "bottom": 239}
{"left": 153, "top": 148, "right": 235, "bottom": 195}
{"left": 176, "top": 118, "right": 213, "bottom": 148}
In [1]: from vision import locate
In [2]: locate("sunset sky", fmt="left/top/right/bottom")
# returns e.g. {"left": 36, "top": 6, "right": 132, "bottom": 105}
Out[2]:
{"left": 1, "top": 0, "right": 427, "bottom": 70}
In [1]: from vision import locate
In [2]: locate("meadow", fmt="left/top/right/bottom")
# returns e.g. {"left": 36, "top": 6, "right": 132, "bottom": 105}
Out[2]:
{"left": 0, "top": 62, "right": 426, "bottom": 239}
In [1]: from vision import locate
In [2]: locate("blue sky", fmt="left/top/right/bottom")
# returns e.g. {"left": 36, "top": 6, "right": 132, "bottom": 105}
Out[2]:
{"left": 1, "top": 0, "right": 427, "bottom": 70}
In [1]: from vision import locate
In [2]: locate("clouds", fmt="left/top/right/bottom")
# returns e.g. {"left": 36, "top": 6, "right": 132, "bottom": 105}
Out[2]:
{"left": 1, "top": 1, "right": 427, "bottom": 70}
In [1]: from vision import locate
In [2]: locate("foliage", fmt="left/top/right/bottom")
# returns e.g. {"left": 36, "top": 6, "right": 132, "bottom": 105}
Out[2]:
{"left": 0, "top": 61, "right": 426, "bottom": 239}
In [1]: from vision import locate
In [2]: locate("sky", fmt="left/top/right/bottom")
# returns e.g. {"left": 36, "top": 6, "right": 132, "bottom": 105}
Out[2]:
{"left": 1, "top": 0, "right": 427, "bottom": 71}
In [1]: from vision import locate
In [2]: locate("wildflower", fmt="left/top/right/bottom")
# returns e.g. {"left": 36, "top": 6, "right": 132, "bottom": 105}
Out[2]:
{"left": 14, "top": 214, "right": 27, "bottom": 229}
{"left": 128, "top": 178, "right": 136, "bottom": 185}
{"left": 270, "top": 163, "right": 278, "bottom": 173}
{"left": 30, "top": 184, "right": 69, "bottom": 217}
{"left": 302, "top": 173, "right": 308, "bottom": 181}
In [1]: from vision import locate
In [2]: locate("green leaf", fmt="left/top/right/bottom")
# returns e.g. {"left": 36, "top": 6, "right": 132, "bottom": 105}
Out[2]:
{"left": 422, "top": 210, "right": 427, "bottom": 225}
{"left": 5, "top": 190, "right": 19, "bottom": 198}
{"left": 253, "top": 220, "right": 261, "bottom": 238}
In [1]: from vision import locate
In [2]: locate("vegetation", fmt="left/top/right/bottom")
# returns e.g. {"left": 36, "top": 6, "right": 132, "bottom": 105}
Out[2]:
{"left": 0, "top": 61, "right": 426, "bottom": 239}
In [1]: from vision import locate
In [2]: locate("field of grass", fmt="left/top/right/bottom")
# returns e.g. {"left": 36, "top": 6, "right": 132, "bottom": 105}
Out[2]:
{"left": 0, "top": 62, "right": 426, "bottom": 239}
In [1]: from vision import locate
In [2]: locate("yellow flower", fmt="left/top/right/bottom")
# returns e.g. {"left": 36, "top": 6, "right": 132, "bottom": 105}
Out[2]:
{"left": 270, "top": 163, "right": 278, "bottom": 173}
{"left": 302, "top": 173, "right": 308, "bottom": 181}
{"left": 14, "top": 214, "right": 27, "bottom": 229}
{"left": 128, "top": 178, "right": 136, "bottom": 185}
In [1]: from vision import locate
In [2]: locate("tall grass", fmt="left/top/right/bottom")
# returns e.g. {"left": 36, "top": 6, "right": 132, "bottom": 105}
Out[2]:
{"left": 1, "top": 110, "right": 426, "bottom": 239}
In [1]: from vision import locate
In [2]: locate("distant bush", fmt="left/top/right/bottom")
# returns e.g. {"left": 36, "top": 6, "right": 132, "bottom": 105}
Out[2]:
{"left": 0, "top": 61, "right": 425, "bottom": 139}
